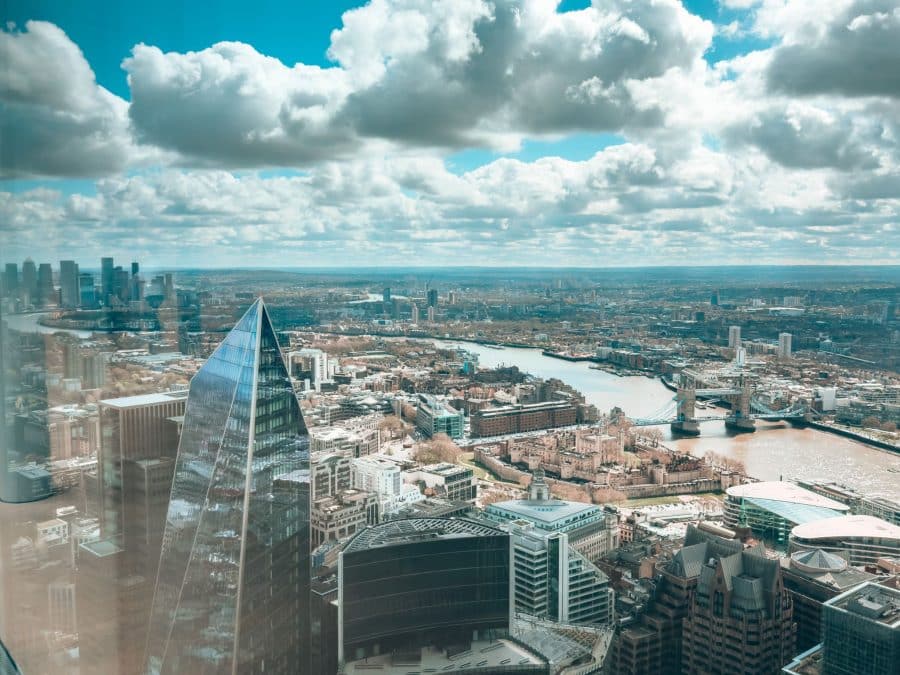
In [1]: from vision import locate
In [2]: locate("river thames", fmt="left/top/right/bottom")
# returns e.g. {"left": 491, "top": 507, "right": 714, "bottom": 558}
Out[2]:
{"left": 435, "top": 340, "right": 900, "bottom": 498}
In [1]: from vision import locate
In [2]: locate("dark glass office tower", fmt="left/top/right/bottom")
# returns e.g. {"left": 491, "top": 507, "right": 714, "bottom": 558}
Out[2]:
{"left": 145, "top": 298, "right": 310, "bottom": 674}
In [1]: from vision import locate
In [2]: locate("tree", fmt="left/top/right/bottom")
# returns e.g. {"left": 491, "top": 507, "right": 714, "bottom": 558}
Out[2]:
{"left": 861, "top": 416, "right": 882, "bottom": 430}
{"left": 401, "top": 402, "right": 417, "bottom": 422}
{"left": 378, "top": 415, "right": 406, "bottom": 439}
{"left": 413, "top": 433, "right": 462, "bottom": 464}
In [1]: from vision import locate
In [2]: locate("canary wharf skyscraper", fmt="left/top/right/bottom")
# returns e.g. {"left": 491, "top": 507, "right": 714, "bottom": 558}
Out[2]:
{"left": 145, "top": 298, "right": 310, "bottom": 674}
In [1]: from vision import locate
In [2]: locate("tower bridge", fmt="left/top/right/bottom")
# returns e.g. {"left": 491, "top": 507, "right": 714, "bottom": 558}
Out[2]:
{"left": 632, "top": 372, "right": 808, "bottom": 436}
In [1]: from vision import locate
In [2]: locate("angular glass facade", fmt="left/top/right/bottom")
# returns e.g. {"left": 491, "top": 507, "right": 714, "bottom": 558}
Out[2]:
{"left": 145, "top": 299, "right": 310, "bottom": 674}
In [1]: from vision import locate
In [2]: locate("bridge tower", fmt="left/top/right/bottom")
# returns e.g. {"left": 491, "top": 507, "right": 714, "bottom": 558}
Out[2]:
{"left": 671, "top": 379, "right": 700, "bottom": 436}
{"left": 725, "top": 376, "right": 756, "bottom": 433}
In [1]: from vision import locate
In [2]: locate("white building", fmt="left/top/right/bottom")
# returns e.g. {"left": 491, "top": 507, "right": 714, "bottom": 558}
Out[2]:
{"left": 288, "top": 348, "right": 329, "bottom": 392}
{"left": 352, "top": 455, "right": 401, "bottom": 496}
{"left": 503, "top": 520, "right": 614, "bottom": 626}
{"left": 778, "top": 332, "right": 793, "bottom": 359}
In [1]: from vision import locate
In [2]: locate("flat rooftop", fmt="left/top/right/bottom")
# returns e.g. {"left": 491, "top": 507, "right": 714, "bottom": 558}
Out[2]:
{"left": 727, "top": 481, "right": 850, "bottom": 511}
{"left": 827, "top": 582, "right": 900, "bottom": 628}
{"left": 791, "top": 514, "right": 900, "bottom": 542}
{"left": 100, "top": 390, "right": 188, "bottom": 408}
{"left": 344, "top": 517, "right": 504, "bottom": 554}
{"left": 487, "top": 498, "right": 600, "bottom": 527}
{"left": 341, "top": 638, "right": 545, "bottom": 674}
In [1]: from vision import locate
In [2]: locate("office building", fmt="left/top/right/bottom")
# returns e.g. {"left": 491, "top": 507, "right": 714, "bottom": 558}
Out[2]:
{"left": 485, "top": 470, "right": 619, "bottom": 562}
{"left": 426, "top": 305, "right": 435, "bottom": 322}
{"left": 427, "top": 287, "right": 438, "bottom": 308}
{"left": 406, "top": 462, "right": 476, "bottom": 503}
{"left": 728, "top": 325, "right": 741, "bottom": 349}
{"left": 99, "top": 391, "right": 186, "bottom": 537}
{"left": 681, "top": 539, "right": 796, "bottom": 674}
{"left": 471, "top": 400, "right": 577, "bottom": 438}
{"left": 504, "top": 519, "right": 614, "bottom": 625}
{"left": 21, "top": 259, "right": 36, "bottom": 303}
{"left": 338, "top": 518, "right": 511, "bottom": 665}
{"left": 37, "top": 262, "right": 54, "bottom": 305}
{"left": 724, "top": 481, "right": 849, "bottom": 550}
{"left": 415, "top": 393, "right": 465, "bottom": 438}
{"left": 309, "top": 425, "right": 379, "bottom": 457}
{"left": 101, "top": 257, "right": 114, "bottom": 304}
{"left": 289, "top": 347, "right": 330, "bottom": 391}
{"left": 382, "top": 287, "right": 391, "bottom": 304}
{"left": 311, "top": 488, "right": 379, "bottom": 547}
{"left": 79, "top": 272, "right": 96, "bottom": 307}
{"left": 351, "top": 455, "right": 400, "bottom": 496}
{"left": 410, "top": 303, "right": 419, "bottom": 323}
{"left": 4, "top": 263, "right": 18, "bottom": 298}
{"left": 59, "top": 260, "right": 79, "bottom": 307}
{"left": 821, "top": 581, "right": 900, "bottom": 675}
{"left": 781, "top": 548, "right": 875, "bottom": 651}
{"left": 779, "top": 332, "right": 793, "bottom": 359}
{"left": 145, "top": 298, "right": 311, "bottom": 674}
{"left": 789, "top": 514, "right": 900, "bottom": 567}
{"left": 77, "top": 540, "right": 148, "bottom": 675}
{"left": 311, "top": 452, "right": 353, "bottom": 500}
{"left": 611, "top": 525, "right": 750, "bottom": 675}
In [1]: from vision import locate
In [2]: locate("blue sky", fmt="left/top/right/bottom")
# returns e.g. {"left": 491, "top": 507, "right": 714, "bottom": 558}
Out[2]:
{"left": 1, "top": 0, "right": 898, "bottom": 267}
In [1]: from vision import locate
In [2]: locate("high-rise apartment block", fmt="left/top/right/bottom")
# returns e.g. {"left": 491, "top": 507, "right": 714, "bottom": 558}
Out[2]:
{"left": 728, "top": 325, "right": 741, "bottom": 349}
{"left": 779, "top": 332, "right": 793, "bottom": 359}
{"left": 145, "top": 299, "right": 311, "bottom": 673}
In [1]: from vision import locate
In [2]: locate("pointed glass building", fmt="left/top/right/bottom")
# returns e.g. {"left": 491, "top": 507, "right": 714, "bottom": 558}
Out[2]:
{"left": 145, "top": 299, "right": 310, "bottom": 674}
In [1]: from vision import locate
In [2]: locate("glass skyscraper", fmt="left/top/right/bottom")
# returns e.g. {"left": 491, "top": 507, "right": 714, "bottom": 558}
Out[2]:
{"left": 145, "top": 298, "right": 311, "bottom": 674}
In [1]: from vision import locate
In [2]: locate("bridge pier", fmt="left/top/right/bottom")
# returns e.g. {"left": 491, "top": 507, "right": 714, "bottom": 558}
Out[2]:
{"left": 672, "top": 384, "right": 700, "bottom": 436}
{"left": 724, "top": 378, "right": 755, "bottom": 433}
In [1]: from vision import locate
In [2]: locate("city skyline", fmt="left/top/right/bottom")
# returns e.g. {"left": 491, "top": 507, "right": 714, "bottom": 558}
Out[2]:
{"left": 2, "top": 0, "right": 899, "bottom": 266}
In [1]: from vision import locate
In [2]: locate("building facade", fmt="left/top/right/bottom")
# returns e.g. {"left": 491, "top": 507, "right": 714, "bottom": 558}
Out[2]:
{"left": 471, "top": 400, "right": 577, "bottom": 438}
{"left": 789, "top": 514, "right": 900, "bottom": 567}
{"left": 681, "top": 546, "right": 796, "bottom": 674}
{"left": 485, "top": 470, "right": 619, "bottom": 562}
{"left": 144, "top": 299, "right": 311, "bottom": 674}
{"left": 338, "top": 518, "right": 510, "bottom": 665}
{"left": 724, "top": 482, "right": 849, "bottom": 550}
{"left": 415, "top": 393, "right": 465, "bottom": 438}
{"left": 821, "top": 581, "right": 900, "bottom": 675}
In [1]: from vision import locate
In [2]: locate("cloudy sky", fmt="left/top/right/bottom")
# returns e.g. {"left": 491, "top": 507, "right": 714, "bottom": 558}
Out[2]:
{"left": 1, "top": 0, "right": 899, "bottom": 268}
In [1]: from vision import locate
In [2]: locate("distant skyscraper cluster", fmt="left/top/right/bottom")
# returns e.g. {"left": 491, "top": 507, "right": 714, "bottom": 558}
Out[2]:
{"left": 0, "top": 256, "right": 159, "bottom": 311}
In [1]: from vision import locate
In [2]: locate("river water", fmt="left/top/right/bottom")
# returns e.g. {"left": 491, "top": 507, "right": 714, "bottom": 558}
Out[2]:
{"left": 2, "top": 311, "right": 93, "bottom": 338}
{"left": 435, "top": 340, "right": 900, "bottom": 498}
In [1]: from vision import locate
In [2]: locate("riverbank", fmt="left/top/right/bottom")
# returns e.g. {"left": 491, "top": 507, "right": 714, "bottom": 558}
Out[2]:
{"left": 806, "top": 420, "right": 900, "bottom": 454}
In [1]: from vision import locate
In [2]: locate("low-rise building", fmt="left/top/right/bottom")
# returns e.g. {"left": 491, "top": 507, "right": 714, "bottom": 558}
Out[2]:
{"left": 415, "top": 393, "right": 464, "bottom": 438}
{"left": 789, "top": 515, "right": 900, "bottom": 567}
{"left": 724, "top": 481, "right": 849, "bottom": 549}
{"left": 405, "top": 463, "right": 477, "bottom": 503}
{"left": 471, "top": 400, "right": 577, "bottom": 438}
{"left": 311, "top": 489, "right": 380, "bottom": 547}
